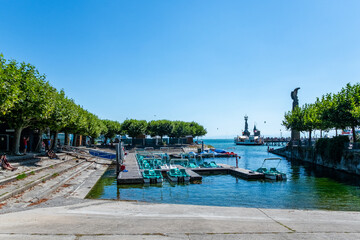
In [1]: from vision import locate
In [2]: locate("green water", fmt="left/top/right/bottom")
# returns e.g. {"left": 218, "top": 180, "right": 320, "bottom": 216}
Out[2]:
{"left": 87, "top": 139, "right": 360, "bottom": 211}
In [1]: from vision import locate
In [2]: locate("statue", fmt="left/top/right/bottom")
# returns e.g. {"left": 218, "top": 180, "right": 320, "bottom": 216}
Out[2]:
{"left": 291, "top": 87, "right": 300, "bottom": 141}
{"left": 291, "top": 87, "right": 300, "bottom": 110}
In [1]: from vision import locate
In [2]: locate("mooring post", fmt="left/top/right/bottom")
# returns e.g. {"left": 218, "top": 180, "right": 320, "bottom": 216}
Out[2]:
{"left": 116, "top": 142, "right": 120, "bottom": 175}
{"left": 236, "top": 155, "right": 238, "bottom": 168}
{"left": 120, "top": 141, "right": 124, "bottom": 165}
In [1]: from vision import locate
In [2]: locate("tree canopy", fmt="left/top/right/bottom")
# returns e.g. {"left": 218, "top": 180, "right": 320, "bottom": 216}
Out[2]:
{"left": 0, "top": 54, "right": 208, "bottom": 152}
{"left": 283, "top": 82, "right": 360, "bottom": 143}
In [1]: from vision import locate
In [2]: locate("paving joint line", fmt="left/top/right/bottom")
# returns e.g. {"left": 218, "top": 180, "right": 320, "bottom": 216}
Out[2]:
{"left": 257, "top": 208, "right": 296, "bottom": 233}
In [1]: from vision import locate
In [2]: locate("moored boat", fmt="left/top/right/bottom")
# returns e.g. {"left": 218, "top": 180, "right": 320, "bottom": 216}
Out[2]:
{"left": 142, "top": 169, "right": 163, "bottom": 183}
{"left": 256, "top": 158, "right": 287, "bottom": 181}
{"left": 166, "top": 168, "right": 190, "bottom": 182}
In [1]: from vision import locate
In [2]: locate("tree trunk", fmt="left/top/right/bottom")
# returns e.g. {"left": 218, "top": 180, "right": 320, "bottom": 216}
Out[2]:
{"left": 352, "top": 125, "right": 356, "bottom": 143}
{"left": 320, "top": 130, "right": 322, "bottom": 138}
{"left": 308, "top": 130, "right": 312, "bottom": 146}
{"left": 13, "top": 127, "right": 23, "bottom": 155}
{"left": 35, "top": 129, "right": 44, "bottom": 152}
{"left": 335, "top": 128, "right": 338, "bottom": 136}
{"left": 52, "top": 131, "right": 59, "bottom": 151}
{"left": 64, "top": 132, "right": 69, "bottom": 146}
{"left": 73, "top": 134, "right": 78, "bottom": 146}
{"left": 104, "top": 137, "right": 108, "bottom": 145}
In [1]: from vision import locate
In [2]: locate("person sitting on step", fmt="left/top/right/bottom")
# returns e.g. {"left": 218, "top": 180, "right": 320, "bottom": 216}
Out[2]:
{"left": 0, "top": 154, "right": 17, "bottom": 171}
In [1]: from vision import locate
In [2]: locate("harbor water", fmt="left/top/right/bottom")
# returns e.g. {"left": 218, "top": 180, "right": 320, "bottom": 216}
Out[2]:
{"left": 87, "top": 139, "right": 360, "bottom": 211}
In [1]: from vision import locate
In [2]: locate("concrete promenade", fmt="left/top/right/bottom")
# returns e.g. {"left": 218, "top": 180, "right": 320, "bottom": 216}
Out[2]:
{"left": 0, "top": 199, "right": 359, "bottom": 239}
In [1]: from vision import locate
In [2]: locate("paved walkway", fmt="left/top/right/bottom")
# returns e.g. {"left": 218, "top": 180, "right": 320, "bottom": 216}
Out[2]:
{"left": 0, "top": 199, "right": 359, "bottom": 239}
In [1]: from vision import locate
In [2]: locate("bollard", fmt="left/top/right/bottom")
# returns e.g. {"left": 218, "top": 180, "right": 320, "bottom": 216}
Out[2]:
{"left": 236, "top": 155, "right": 238, "bottom": 168}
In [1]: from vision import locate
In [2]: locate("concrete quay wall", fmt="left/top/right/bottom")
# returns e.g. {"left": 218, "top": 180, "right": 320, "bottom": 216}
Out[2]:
{"left": 273, "top": 147, "right": 360, "bottom": 176}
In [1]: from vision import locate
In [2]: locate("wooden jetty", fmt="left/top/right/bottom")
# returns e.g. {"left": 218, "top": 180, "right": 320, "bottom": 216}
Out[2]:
{"left": 118, "top": 153, "right": 264, "bottom": 184}
{"left": 117, "top": 152, "right": 143, "bottom": 184}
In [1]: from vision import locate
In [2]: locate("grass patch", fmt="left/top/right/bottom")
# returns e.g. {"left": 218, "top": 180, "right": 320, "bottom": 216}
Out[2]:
{"left": 52, "top": 172, "right": 59, "bottom": 177}
{"left": 29, "top": 171, "right": 35, "bottom": 175}
{"left": 16, "top": 173, "right": 27, "bottom": 180}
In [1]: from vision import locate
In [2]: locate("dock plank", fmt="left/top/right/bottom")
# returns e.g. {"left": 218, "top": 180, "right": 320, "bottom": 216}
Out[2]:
{"left": 117, "top": 153, "right": 144, "bottom": 184}
{"left": 185, "top": 169, "right": 202, "bottom": 181}
{"left": 229, "top": 168, "right": 264, "bottom": 179}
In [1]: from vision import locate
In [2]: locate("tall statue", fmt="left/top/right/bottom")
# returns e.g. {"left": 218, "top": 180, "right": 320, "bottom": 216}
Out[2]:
{"left": 291, "top": 87, "right": 300, "bottom": 110}
{"left": 291, "top": 87, "right": 300, "bottom": 141}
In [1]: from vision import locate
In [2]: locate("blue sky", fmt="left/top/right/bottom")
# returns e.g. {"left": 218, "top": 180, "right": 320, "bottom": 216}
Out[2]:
{"left": 1, "top": 0, "right": 360, "bottom": 138}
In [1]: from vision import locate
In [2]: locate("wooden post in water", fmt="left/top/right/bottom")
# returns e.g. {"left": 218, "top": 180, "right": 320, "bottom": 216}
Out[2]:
{"left": 116, "top": 142, "right": 120, "bottom": 175}
{"left": 236, "top": 155, "right": 238, "bottom": 168}
{"left": 120, "top": 141, "right": 124, "bottom": 165}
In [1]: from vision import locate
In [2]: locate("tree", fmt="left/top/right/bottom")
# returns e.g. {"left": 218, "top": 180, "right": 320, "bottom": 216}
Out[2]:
{"left": 333, "top": 83, "right": 360, "bottom": 142}
{"left": 170, "top": 121, "right": 191, "bottom": 139}
{"left": 121, "top": 119, "right": 147, "bottom": 145}
{"left": 2, "top": 60, "right": 55, "bottom": 154}
{"left": 283, "top": 106, "right": 304, "bottom": 133}
{"left": 302, "top": 104, "right": 320, "bottom": 145}
{"left": 86, "top": 113, "right": 107, "bottom": 143}
{"left": 189, "top": 121, "right": 207, "bottom": 140}
{"left": 61, "top": 103, "right": 88, "bottom": 146}
{"left": 102, "top": 119, "right": 121, "bottom": 144}
{"left": 147, "top": 120, "right": 173, "bottom": 142}
{"left": 0, "top": 55, "right": 21, "bottom": 116}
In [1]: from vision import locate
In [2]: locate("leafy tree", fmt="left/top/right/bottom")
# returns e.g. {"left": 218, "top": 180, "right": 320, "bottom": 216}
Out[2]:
{"left": 188, "top": 121, "right": 207, "bottom": 139}
{"left": 62, "top": 103, "right": 87, "bottom": 146}
{"left": 283, "top": 106, "right": 304, "bottom": 133}
{"left": 333, "top": 83, "right": 360, "bottom": 142}
{"left": 0, "top": 55, "right": 21, "bottom": 116}
{"left": 102, "top": 119, "right": 121, "bottom": 144}
{"left": 86, "top": 113, "right": 107, "bottom": 143}
{"left": 147, "top": 120, "right": 173, "bottom": 142}
{"left": 169, "top": 121, "right": 191, "bottom": 139}
{"left": 121, "top": 119, "right": 147, "bottom": 145}
{"left": 302, "top": 104, "right": 320, "bottom": 145}
{"left": 2, "top": 60, "right": 55, "bottom": 154}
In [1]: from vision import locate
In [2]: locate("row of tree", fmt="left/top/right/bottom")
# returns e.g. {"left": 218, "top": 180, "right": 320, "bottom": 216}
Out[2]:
{"left": 283, "top": 83, "right": 360, "bottom": 144}
{"left": 121, "top": 119, "right": 207, "bottom": 143}
{"left": 0, "top": 55, "right": 207, "bottom": 154}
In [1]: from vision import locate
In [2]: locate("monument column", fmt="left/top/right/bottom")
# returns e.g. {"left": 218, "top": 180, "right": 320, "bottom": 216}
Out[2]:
{"left": 291, "top": 87, "right": 301, "bottom": 141}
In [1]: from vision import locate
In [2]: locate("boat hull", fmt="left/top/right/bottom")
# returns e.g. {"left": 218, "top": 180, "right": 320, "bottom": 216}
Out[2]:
{"left": 264, "top": 173, "right": 286, "bottom": 180}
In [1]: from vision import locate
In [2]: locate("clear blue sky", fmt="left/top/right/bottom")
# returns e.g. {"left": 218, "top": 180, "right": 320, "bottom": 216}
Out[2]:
{"left": 1, "top": 0, "right": 360, "bottom": 138}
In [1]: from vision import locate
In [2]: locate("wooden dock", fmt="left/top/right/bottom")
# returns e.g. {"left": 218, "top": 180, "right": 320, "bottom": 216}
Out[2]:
{"left": 118, "top": 153, "right": 264, "bottom": 184}
{"left": 229, "top": 168, "right": 264, "bottom": 179}
{"left": 117, "top": 153, "right": 143, "bottom": 184}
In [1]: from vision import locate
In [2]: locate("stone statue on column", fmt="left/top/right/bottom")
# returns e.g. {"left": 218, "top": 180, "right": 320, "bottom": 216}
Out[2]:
{"left": 291, "top": 87, "right": 300, "bottom": 141}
